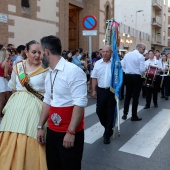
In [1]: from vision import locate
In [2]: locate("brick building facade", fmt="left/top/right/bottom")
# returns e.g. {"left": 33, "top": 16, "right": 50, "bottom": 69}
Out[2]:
{"left": 0, "top": 0, "right": 114, "bottom": 52}
{"left": 168, "top": 7, "right": 170, "bottom": 47}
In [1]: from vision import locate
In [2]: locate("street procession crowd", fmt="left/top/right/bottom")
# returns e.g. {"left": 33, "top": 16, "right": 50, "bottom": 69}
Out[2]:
{"left": 0, "top": 35, "right": 169, "bottom": 170}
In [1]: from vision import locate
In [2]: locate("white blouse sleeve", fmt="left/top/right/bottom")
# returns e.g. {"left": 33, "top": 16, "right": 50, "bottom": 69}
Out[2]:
{"left": 8, "top": 70, "right": 17, "bottom": 90}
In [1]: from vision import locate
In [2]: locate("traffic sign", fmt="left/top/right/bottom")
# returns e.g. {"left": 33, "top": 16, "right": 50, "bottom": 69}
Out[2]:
{"left": 82, "top": 15, "right": 97, "bottom": 30}
{"left": 82, "top": 30, "right": 97, "bottom": 36}
{"left": 0, "top": 13, "right": 8, "bottom": 23}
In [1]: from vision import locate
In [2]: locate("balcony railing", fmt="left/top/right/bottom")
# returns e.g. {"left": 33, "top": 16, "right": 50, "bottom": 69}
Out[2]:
{"left": 152, "top": 0, "right": 162, "bottom": 10}
{"left": 152, "top": 16, "right": 162, "bottom": 27}
{"left": 152, "top": 34, "right": 162, "bottom": 44}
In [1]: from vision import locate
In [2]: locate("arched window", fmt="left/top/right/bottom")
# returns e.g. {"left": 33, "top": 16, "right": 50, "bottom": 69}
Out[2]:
{"left": 21, "top": 0, "right": 30, "bottom": 8}
{"left": 106, "top": 5, "right": 109, "bottom": 21}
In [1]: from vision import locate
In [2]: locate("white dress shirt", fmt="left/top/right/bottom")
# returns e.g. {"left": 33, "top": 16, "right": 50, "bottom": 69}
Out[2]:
{"left": 144, "top": 59, "right": 161, "bottom": 69}
{"left": 145, "top": 58, "right": 161, "bottom": 75}
{"left": 121, "top": 50, "right": 145, "bottom": 75}
{"left": 160, "top": 61, "right": 168, "bottom": 70}
{"left": 91, "top": 58, "right": 111, "bottom": 88}
{"left": 43, "top": 57, "right": 87, "bottom": 108}
{"left": 160, "top": 61, "right": 168, "bottom": 76}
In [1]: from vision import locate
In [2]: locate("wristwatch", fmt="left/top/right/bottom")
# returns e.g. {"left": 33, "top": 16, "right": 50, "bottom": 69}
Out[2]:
{"left": 37, "top": 125, "right": 43, "bottom": 130}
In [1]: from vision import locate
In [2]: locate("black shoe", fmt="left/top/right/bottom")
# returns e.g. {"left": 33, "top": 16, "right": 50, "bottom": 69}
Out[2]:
{"left": 131, "top": 117, "right": 142, "bottom": 121}
{"left": 161, "top": 96, "right": 165, "bottom": 98}
{"left": 165, "top": 96, "right": 168, "bottom": 100}
{"left": 144, "top": 106, "right": 150, "bottom": 109}
{"left": 122, "top": 115, "right": 127, "bottom": 120}
{"left": 154, "top": 104, "right": 158, "bottom": 108}
{"left": 103, "top": 138, "right": 110, "bottom": 144}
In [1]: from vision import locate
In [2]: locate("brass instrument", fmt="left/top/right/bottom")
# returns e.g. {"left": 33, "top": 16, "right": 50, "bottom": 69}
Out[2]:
{"left": 160, "top": 61, "right": 169, "bottom": 88}
{"left": 167, "top": 58, "right": 170, "bottom": 76}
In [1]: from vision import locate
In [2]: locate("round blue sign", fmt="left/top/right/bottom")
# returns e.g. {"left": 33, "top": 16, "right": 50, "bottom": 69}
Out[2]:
{"left": 82, "top": 15, "right": 97, "bottom": 30}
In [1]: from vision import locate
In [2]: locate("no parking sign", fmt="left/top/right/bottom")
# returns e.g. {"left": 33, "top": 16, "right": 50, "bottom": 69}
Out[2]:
{"left": 82, "top": 15, "right": 97, "bottom": 30}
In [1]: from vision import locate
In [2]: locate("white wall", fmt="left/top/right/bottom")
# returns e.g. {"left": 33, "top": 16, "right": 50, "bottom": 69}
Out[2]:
{"left": 37, "top": 0, "right": 59, "bottom": 22}
{"left": 114, "top": 0, "right": 152, "bottom": 35}
{"left": 8, "top": 15, "right": 58, "bottom": 47}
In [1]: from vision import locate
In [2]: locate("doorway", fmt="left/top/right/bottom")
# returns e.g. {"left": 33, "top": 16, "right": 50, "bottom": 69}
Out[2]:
{"left": 69, "top": 4, "right": 79, "bottom": 50}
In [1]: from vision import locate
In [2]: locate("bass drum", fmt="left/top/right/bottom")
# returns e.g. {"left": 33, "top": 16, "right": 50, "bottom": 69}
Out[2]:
{"left": 144, "top": 65, "right": 157, "bottom": 87}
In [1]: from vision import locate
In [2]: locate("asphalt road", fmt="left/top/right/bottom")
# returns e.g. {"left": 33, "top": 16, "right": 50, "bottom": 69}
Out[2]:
{"left": 82, "top": 92, "right": 170, "bottom": 170}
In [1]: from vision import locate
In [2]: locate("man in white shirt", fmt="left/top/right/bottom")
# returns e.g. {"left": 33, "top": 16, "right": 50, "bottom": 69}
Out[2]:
{"left": 144, "top": 50, "right": 161, "bottom": 109}
{"left": 91, "top": 45, "right": 116, "bottom": 144}
{"left": 121, "top": 43, "right": 145, "bottom": 121}
{"left": 37, "top": 35, "right": 87, "bottom": 170}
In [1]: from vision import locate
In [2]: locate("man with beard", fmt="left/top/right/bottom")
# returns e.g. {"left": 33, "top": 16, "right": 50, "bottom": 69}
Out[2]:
{"left": 37, "top": 35, "right": 87, "bottom": 170}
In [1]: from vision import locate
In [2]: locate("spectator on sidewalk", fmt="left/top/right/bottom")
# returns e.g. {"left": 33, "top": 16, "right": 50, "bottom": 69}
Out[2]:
{"left": 71, "top": 49, "right": 84, "bottom": 70}
{"left": 13, "top": 45, "right": 26, "bottom": 65}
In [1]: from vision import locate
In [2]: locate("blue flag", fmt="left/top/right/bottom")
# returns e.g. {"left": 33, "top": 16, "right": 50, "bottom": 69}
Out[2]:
{"left": 110, "top": 29, "right": 123, "bottom": 127}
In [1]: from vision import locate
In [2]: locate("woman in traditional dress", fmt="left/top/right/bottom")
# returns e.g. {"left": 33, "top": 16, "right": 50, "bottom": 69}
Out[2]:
{"left": 0, "top": 40, "right": 48, "bottom": 170}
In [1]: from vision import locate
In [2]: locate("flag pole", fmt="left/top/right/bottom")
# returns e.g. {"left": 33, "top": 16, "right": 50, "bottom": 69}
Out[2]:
{"left": 117, "top": 99, "right": 120, "bottom": 137}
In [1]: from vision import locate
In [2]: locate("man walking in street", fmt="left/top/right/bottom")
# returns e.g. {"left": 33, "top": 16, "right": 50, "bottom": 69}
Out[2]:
{"left": 91, "top": 45, "right": 116, "bottom": 144}
{"left": 37, "top": 35, "right": 88, "bottom": 170}
{"left": 121, "top": 43, "right": 146, "bottom": 121}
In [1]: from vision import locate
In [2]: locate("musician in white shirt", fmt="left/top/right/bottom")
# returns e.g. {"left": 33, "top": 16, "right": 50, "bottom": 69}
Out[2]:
{"left": 144, "top": 50, "right": 161, "bottom": 109}
{"left": 155, "top": 50, "right": 161, "bottom": 61}
{"left": 121, "top": 43, "right": 145, "bottom": 121}
{"left": 160, "top": 54, "right": 169, "bottom": 100}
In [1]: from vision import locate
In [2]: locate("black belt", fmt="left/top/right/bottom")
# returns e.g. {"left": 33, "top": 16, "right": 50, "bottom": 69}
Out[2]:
{"left": 98, "top": 87, "right": 110, "bottom": 91}
{"left": 126, "top": 73, "right": 141, "bottom": 76}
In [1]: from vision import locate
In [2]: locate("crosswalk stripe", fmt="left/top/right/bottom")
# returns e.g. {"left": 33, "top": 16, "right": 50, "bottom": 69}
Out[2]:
{"left": 85, "top": 104, "right": 96, "bottom": 117}
{"left": 84, "top": 122, "right": 104, "bottom": 144}
{"left": 84, "top": 104, "right": 144, "bottom": 144}
{"left": 119, "top": 109, "right": 170, "bottom": 158}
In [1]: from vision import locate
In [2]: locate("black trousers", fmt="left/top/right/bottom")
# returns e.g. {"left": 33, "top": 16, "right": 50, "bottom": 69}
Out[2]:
{"left": 96, "top": 87, "right": 116, "bottom": 138}
{"left": 121, "top": 72, "right": 126, "bottom": 99}
{"left": 46, "top": 128, "right": 84, "bottom": 170}
{"left": 161, "top": 76, "right": 170, "bottom": 97}
{"left": 145, "top": 75, "right": 159, "bottom": 107}
{"left": 141, "top": 78, "right": 146, "bottom": 97}
{"left": 124, "top": 74, "right": 143, "bottom": 117}
{"left": 157, "top": 75, "right": 161, "bottom": 92}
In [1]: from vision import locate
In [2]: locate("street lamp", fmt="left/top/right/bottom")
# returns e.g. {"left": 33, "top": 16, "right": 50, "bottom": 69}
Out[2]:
{"left": 135, "top": 10, "right": 143, "bottom": 46}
